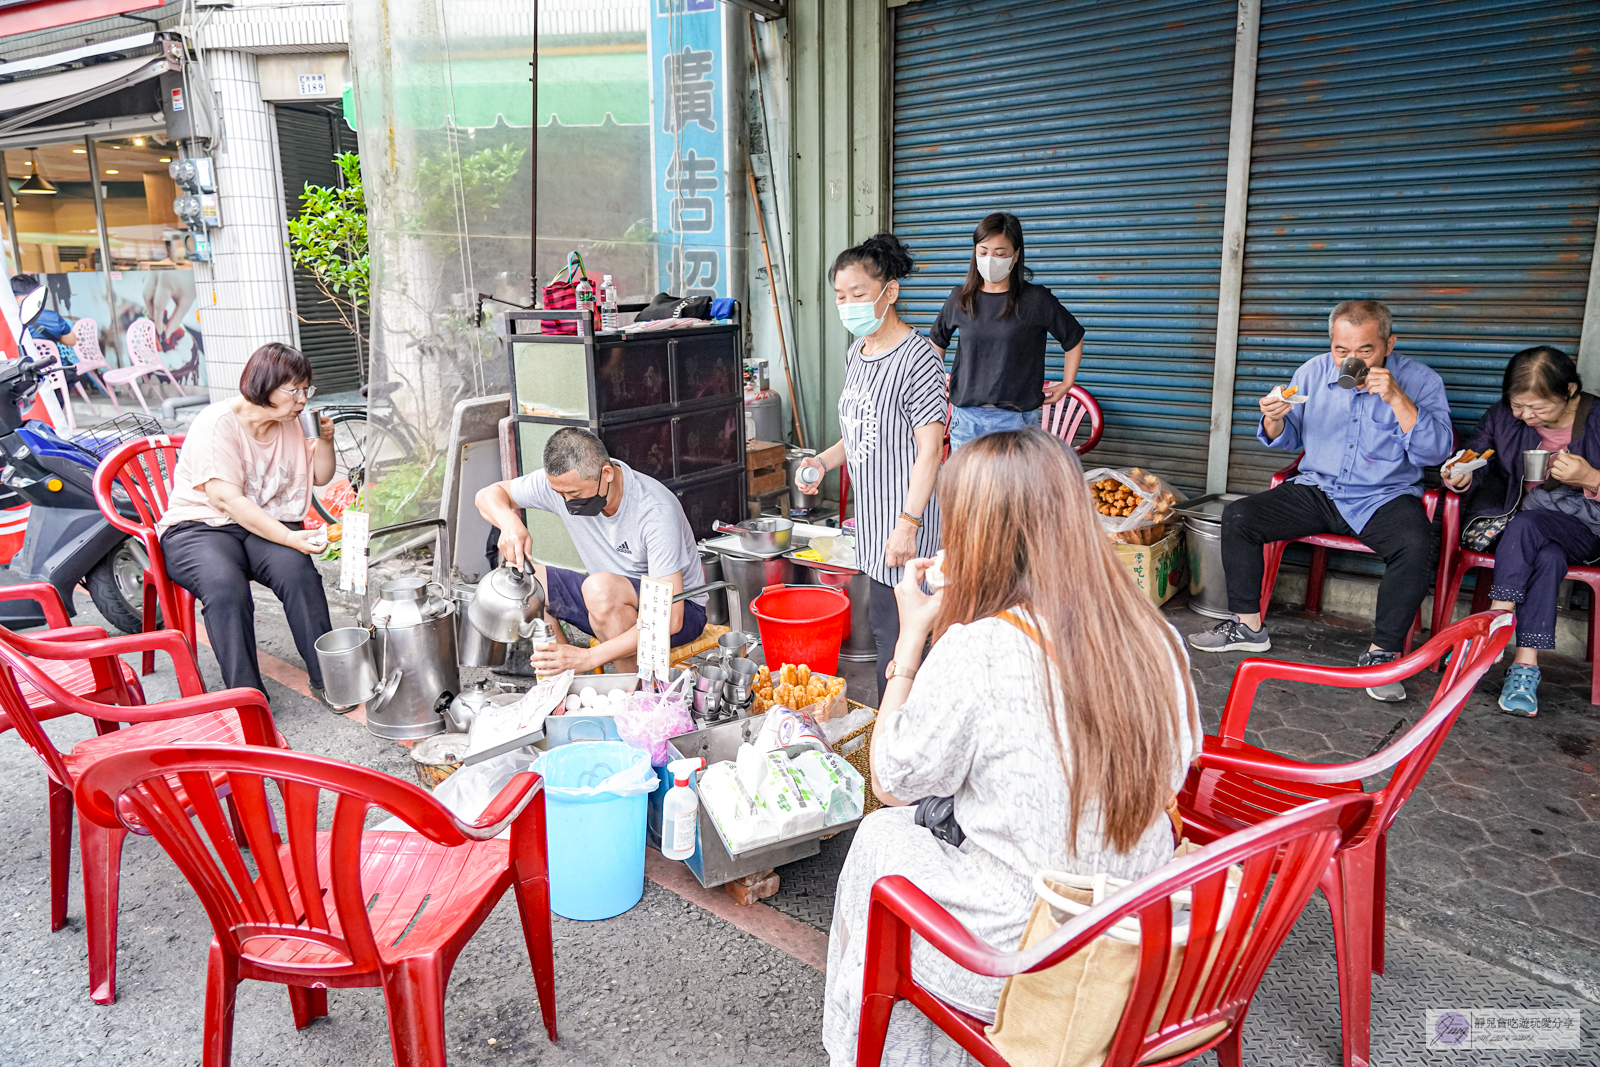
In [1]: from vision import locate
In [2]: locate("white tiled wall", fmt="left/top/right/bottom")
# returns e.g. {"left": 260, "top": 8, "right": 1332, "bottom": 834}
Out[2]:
{"left": 198, "top": 50, "right": 296, "bottom": 400}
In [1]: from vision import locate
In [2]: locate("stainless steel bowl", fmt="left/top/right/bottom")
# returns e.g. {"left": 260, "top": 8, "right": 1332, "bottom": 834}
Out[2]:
{"left": 712, "top": 517, "right": 794, "bottom": 555}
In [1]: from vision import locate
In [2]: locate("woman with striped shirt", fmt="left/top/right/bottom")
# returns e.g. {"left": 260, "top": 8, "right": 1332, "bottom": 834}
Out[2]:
{"left": 796, "top": 233, "right": 948, "bottom": 701}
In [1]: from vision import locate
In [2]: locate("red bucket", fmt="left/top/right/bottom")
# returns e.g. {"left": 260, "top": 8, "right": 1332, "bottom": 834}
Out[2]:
{"left": 749, "top": 584, "right": 851, "bottom": 675}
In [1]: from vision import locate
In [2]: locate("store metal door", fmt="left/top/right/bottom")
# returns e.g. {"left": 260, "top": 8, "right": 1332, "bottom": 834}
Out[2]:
{"left": 890, "top": 0, "right": 1241, "bottom": 493}
{"left": 1226, "top": 0, "right": 1600, "bottom": 491}
{"left": 276, "top": 103, "right": 367, "bottom": 394}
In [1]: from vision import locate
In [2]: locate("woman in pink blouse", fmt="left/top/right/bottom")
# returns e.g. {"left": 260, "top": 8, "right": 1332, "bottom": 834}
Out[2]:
{"left": 157, "top": 343, "right": 337, "bottom": 704}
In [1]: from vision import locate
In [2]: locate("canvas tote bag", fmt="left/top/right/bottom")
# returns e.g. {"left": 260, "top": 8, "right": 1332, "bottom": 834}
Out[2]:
{"left": 985, "top": 844, "right": 1244, "bottom": 1067}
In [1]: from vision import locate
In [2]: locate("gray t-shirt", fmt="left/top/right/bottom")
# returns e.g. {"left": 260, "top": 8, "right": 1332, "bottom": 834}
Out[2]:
{"left": 507, "top": 459, "right": 707, "bottom": 604}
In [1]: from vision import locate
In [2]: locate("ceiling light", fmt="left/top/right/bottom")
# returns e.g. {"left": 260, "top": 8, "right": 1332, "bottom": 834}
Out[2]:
{"left": 15, "top": 150, "right": 57, "bottom": 195}
{"left": 159, "top": 157, "right": 172, "bottom": 163}
{"left": 23, "top": 160, "right": 31, "bottom": 166}
{"left": 104, "top": 169, "right": 118, "bottom": 175}
{"left": 72, "top": 148, "right": 86, "bottom": 154}
{"left": 133, "top": 138, "right": 144, "bottom": 146}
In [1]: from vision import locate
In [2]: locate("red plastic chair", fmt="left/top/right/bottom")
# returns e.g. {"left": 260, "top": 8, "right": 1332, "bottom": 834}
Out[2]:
{"left": 74, "top": 744, "right": 559, "bottom": 1067}
{"left": 1177, "top": 609, "right": 1514, "bottom": 1067}
{"left": 0, "top": 625, "right": 282, "bottom": 1004}
{"left": 1257, "top": 454, "right": 1446, "bottom": 653}
{"left": 0, "top": 582, "right": 146, "bottom": 737}
{"left": 1039, "top": 383, "right": 1103, "bottom": 456}
{"left": 1433, "top": 491, "right": 1600, "bottom": 704}
{"left": 856, "top": 793, "right": 1375, "bottom": 1067}
{"left": 92, "top": 434, "right": 195, "bottom": 672}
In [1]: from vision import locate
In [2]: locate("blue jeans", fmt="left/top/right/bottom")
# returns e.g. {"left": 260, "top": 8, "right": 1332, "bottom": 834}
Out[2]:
{"left": 948, "top": 405, "right": 1040, "bottom": 450}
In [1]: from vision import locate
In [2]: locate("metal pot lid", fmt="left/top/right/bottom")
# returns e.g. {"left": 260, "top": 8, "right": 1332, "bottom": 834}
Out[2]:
{"left": 363, "top": 669, "right": 404, "bottom": 716}
{"left": 378, "top": 577, "right": 430, "bottom": 601}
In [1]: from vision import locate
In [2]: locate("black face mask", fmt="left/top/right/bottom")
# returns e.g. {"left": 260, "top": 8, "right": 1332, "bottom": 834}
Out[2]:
{"left": 564, "top": 472, "right": 610, "bottom": 516}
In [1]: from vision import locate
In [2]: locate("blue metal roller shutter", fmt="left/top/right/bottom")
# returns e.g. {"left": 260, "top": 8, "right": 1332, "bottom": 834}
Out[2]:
{"left": 891, "top": 0, "right": 1238, "bottom": 493}
{"left": 1228, "top": 0, "right": 1600, "bottom": 490}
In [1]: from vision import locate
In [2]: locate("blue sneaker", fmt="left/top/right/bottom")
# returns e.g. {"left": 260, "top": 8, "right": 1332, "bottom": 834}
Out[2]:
{"left": 1498, "top": 664, "right": 1540, "bottom": 717}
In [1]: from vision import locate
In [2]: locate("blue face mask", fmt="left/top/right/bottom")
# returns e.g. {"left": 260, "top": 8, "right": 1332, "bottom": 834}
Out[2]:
{"left": 837, "top": 284, "right": 889, "bottom": 337}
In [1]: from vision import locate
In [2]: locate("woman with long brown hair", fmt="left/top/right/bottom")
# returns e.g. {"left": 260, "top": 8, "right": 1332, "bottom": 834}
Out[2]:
{"left": 821, "top": 428, "right": 1200, "bottom": 1066}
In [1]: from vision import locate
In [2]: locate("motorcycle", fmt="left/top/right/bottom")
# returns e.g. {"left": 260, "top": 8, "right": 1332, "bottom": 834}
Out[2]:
{"left": 0, "top": 350, "right": 155, "bottom": 633}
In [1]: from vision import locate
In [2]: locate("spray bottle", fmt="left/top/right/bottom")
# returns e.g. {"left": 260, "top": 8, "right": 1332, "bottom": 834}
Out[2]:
{"left": 662, "top": 756, "right": 706, "bottom": 861}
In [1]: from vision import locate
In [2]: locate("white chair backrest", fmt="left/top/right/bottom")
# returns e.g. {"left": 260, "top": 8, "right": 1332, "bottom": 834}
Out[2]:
{"left": 126, "top": 319, "right": 161, "bottom": 367}
{"left": 71, "top": 318, "right": 105, "bottom": 366}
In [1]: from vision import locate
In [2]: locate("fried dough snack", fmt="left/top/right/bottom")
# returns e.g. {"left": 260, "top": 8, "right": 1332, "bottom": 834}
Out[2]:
{"left": 1281, "top": 386, "right": 1298, "bottom": 399}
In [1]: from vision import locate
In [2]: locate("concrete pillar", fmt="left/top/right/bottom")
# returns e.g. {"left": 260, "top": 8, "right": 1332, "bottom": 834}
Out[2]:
{"left": 196, "top": 49, "right": 295, "bottom": 399}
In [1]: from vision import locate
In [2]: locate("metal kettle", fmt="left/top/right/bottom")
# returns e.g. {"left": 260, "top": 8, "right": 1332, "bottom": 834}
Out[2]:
{"left": 469, "top": 564, "right": 548, "bottom": 642}
{"left": 442, "top": 678, "right": 501, "bottom": 733}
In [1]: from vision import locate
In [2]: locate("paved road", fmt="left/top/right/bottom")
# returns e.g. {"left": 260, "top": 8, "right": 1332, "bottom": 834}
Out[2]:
{"left": 0, "top": 591, "right": 1593, "bottom": 1065}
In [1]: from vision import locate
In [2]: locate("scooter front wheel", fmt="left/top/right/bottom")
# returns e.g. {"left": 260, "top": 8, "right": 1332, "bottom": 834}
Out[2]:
{"left": 87, "top": 540, "right": 156, "bottom": 635}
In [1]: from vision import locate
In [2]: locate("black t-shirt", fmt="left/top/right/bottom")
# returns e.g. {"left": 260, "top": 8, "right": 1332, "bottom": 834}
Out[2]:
{"left": 929, "top": 283, "right": 1085, "bottom": 411}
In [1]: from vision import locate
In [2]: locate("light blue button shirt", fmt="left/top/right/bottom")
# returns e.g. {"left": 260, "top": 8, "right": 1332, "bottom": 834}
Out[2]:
{"left": 1259, "top": 351, "right": 1454, "bottom": 534}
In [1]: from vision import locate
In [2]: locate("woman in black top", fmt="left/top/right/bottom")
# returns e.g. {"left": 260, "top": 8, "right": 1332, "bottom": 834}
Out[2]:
{"left": 930, "top": 213, "right": 1086, "bottom": 450}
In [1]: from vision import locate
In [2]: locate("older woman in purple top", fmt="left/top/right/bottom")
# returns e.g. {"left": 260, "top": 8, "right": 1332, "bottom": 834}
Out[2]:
{"left": 1445, "top": 345, "right": 1600, "bottom": 717}
{"left": 1188, "top": 300, "right": 1454, "bottom": 702}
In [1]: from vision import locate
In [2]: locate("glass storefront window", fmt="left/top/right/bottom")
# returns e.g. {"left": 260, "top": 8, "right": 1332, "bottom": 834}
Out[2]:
{"left": 93, "top": 136, "right": 190, "bottom": 269}
{"left": 5, "top": 143, "right": 102, "bottom": 273}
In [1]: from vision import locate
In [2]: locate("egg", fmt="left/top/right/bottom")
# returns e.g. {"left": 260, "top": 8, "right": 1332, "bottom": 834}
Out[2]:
{"left": 579, "top": 686, "right": 597, "bottom": 702}
{"left": 608, "top": 688, "right": 627, "bottom": 704}
{"left": 563, "top": 695, "right": 582, "bottom": 713}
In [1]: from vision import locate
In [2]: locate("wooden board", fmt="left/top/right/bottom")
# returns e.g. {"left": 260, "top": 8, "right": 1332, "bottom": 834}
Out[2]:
{"left": 746, "top": 439, "right": 787, "bottom": 496}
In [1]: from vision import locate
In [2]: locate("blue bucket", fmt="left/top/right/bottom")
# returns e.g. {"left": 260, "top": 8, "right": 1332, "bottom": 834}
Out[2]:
{"left": 531, "top": 741, "right": 657, "bottom": 921}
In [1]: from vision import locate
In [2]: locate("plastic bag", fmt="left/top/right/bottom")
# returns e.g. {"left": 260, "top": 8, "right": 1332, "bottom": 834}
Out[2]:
{"left": 755, "top": 705, "right": 829, "bottom": 754}
{"left": 532, "top": 740, "right": 659, "bottom": 799}
{"left": 374, "top": 751, "right": 535, "bottom": 837}
{"left": 613, "top": 690, "right": 696, "bottom": 766}
{"left": 1083, "top": 466, "right": 1186, "bottom": 544}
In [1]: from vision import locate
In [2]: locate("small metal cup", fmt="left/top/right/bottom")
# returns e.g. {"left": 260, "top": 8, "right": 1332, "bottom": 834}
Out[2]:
{"left": 298, "top": 408, "right": 322, "bottom": 439}
{"left": 1336, "top": 356, "right": 1370, "bottom": 390}
{"left": 722, "top": 681, "right": 753, "bottom": 704}
{"left": 691, "top": 687, "right": 721, "bottom": 719}
{"left": 726, "top": 656, "right": 759, "bottom": 685}
{"left": 1524, "top": 449, "right": 1553, "bottom": 482}
{"left": 716, "top": 630, "right": 751, "bottom": 666}
{"left": 693, "top": 664, "right": 727, "bottom": 693}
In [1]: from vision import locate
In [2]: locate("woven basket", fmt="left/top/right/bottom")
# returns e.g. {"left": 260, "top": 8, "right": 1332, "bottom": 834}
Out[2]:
{"left": 832, "top": 699, "right": 880, "bottom": 816}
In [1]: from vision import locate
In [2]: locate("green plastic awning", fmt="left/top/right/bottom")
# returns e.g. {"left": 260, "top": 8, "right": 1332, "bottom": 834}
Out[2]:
{"left": 343, "top": 50, "right": 647, "bottom": 132}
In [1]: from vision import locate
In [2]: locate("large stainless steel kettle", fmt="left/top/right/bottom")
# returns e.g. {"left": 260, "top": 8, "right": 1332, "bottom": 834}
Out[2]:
{"left": 469, "top": 564, "right": 548, "bottom": 642}
{"left": 366, "top": 578, "right": 458, "bottom": 741}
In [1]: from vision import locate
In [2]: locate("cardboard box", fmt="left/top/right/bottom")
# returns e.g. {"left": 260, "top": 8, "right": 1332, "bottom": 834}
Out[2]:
{"left": 1113, "top": 530, "right": 1181, "bottom": 605}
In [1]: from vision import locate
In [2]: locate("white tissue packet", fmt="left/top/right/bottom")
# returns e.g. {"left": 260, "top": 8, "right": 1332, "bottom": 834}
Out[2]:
{"left": 758, "top": 751, "right": 825, "bottom": 839}
{"left": 736, "top": 742, "right": 769, "bottom": 795}
{"left": 788, "top": 750, "right": 866, "bottom": 826}
{"left": 698, "top": 760, "right": 780, "bottom": 854}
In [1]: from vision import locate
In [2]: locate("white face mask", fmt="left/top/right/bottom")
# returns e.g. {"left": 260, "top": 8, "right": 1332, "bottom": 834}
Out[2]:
{"left": 975, "top": 254, "right": 1014, "bottom": 284}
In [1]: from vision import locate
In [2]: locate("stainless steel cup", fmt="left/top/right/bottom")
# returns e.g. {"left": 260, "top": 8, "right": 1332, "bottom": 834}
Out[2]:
{"left": 693, "top": 664, "right": 727, "bottom": 693}
{"left": 314, "top": 627, "right": 381, "bottom": 708}
{"left": 716, "top": 630, "right": 751, "bottom": 666}
{"left": 299, "top": 408, "right": 322, "bottom": 439}
{"left": 726, "top": 657, "right": 758, "bottom": 685}
{"left": 1524, "top": 449, "right": 1553, "bottom": 482}
{"left": 723, "top": 680, "right": 753, "bottom": 704}
{"left": 691, "top": 687, "right": 721, "bottom": 719}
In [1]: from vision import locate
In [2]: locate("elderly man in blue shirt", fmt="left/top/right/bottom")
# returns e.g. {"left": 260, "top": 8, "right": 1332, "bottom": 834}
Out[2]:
{"left": 1189, "top": 300, "right": 1454, "bottom": 701}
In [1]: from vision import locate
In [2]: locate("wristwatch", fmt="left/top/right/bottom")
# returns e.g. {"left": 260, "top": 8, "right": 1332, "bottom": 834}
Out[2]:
{"left": 885, "top": 660, "right": 917, "bottom": 682}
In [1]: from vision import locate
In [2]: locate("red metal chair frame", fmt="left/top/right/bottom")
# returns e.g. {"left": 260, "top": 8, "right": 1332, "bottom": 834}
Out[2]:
{"left": 74, "top": 744, "right": 559, "bottom": 1067}
{"left": 1433, "top": 491, "right": 1600, "bottom": 704}
{"left": 1257, "top": 454, "right": 1446, "bottom": 653}
{"left": 1177, "top": 610, "right": 1514, "bottom": 1067}
{"left": 856, "top": 794, "right": 1374, "bottom": 1067}
{"left": 92, "top": 434, "right": 195, "bottom": 672}
{"left": 0, "top": 582, "right": 146, "bottom": 736}
{"left": 0, "top": 625, "right": 281, "bottom": 1004}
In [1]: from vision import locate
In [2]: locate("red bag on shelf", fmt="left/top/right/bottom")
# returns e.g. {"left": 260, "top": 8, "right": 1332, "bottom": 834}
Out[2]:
{"left": 540, "top": 251, "right": 594, "bottom": 335}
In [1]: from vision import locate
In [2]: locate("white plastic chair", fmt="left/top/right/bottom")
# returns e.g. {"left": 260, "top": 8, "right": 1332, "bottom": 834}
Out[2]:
{"left": 69, "top": 318, "right": 116, "bottom": 414}
{"left": 21, "top": 336, "right": 74, "bottom": 431}
{"left": 102, "top": 319, "right": 185, "bottom": 417}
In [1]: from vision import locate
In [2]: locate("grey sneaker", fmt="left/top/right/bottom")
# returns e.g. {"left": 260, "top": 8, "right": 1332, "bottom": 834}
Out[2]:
{"left": 1358, "top": 650, "right": 1407, "bottom": 702}
{"left": 1188, "top": 618, "right": 1271, "bottom": 654}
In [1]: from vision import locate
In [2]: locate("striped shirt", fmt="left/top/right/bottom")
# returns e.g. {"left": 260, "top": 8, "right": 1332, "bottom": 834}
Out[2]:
{"left": 839, "top": 329, "right": 947, "bottom": 586}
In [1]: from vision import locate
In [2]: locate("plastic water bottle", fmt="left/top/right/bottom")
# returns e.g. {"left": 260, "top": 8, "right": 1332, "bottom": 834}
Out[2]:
{"left": 576, "top": 275, "right": 595, "bottom": 334}
{"left": 600, "top": 275, "right": 619, "bottom": 332}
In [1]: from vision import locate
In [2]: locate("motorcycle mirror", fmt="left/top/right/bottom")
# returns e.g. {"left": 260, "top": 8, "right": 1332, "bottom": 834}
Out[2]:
{"left": 16, "top": 286, "right": 47, "bottom": 329}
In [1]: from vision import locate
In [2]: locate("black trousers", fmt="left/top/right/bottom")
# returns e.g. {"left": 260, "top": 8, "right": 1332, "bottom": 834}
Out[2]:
{"left": 161, "top": 521, "right": 333, "bottom": 693}
{"left": 1221, "top": 481, "right": 1435, "bottom": 652}
{"left": 868, "top": 578, "right": 900, "bottom": 705}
